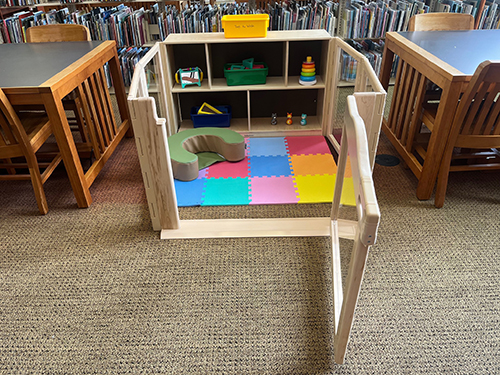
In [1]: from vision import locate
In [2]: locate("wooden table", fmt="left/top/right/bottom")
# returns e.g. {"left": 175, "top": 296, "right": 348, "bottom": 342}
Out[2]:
{"left": 379, "top": 30, "right": 500, "bottom": 200}
{"left": 0, "top": 40, "right": 131, "bottom": 208}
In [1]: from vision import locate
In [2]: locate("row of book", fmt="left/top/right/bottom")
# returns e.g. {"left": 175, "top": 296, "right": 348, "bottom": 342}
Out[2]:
{"left": 341, "top": 0, "right": 430, "bottom": 39}
{"left": 1, "top": 0, "right": 42, "bottom": 6}
{"left": 340, "top": 38, "right": 385, "bottom": 80}
{"left": 153, "top": 1, "right": 339, "bottom": 39}
{"left": 0, "top": 5, "right": 152, "bottom": 46}
{"left": 119, "top": 45, "right": 151, "bottom": 87}
{"left": 341, "top": 0, "right": 500, "bottom": 40}
{"left": 436, "top": 0, "right": 500, "bottom": 29}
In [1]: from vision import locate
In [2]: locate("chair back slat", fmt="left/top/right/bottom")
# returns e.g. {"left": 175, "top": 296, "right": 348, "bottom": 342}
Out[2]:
{"left": 26, "top": 24, "right": 91, "bottom": 43}
{"left": 452, "top": 61, "right": 500, "bottom": 145}
{"left": 408, "top": 13, "right": 474, "bottom": 31}
{"left": 471, "top": 82, "right": 499, "bottom": 135}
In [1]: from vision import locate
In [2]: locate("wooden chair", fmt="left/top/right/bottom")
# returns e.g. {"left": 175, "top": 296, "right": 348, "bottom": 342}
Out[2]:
{"left": 408, "top": 13, "right": 474, "bottom": 32}
{"left": 433, "top": 60, "right": 500, "bottom": 207}
{"left": 25, "top": 24, "right": 91, "bottom": 43}
{"left": 0, "top": 88, "right": 62, "bottom": 214}
{"left": 25, "top": 24, "right": 92, "bottom": 145}
{"left": 407, "top": 13, "right": 475, "bottom": 104}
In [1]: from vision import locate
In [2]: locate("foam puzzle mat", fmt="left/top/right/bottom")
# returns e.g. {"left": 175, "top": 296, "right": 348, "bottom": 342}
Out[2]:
{"left": 174, "top": 136, "right": 355, "bottom": 207}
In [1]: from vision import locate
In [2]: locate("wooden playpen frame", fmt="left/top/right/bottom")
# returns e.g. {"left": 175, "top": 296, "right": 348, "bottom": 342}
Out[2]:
{"left": 127, "top": 35, "right": 385, "bottom": 364}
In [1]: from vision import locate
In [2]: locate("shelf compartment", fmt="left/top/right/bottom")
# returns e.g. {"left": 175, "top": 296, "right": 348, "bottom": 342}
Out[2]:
{"left": 249, "top": 116, "right": 322, "bottom": 133}
{"left": 249, "top": 89, "right": 320, "bottom": 119}
{"left": 210, "top": 41, "right": 284, "bottom": 79}
{"left": 176, "top": 91, "right": 248, "bottom": 126}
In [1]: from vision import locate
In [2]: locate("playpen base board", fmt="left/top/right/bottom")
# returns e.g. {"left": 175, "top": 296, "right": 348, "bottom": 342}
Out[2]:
{"left": 160, "top": 217, "right": 357, "bottom": 240}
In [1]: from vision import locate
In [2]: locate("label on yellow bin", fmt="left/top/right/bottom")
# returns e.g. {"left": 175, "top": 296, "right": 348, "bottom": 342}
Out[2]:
{"left": 222, "top": 15, "right": 270, "bottom": 38}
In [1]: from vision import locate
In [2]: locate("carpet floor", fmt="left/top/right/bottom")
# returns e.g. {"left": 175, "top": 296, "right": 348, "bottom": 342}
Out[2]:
{"left": 1, "top": 115, "right": 500, "bottom": 373}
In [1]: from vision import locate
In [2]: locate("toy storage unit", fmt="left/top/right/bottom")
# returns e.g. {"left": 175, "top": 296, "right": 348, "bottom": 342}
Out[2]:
{"left": 139, "top": 30, "right": 385, "bottom": 156}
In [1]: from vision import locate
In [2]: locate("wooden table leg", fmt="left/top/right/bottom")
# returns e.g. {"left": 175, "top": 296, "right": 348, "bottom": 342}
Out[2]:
{"left": 42, "top": 90, "right": 93, "bottom": 208}
{"left": 416, "top": 81, "right": 462, "bottom": 200}
{"left": 379, "top": 43, "right": 394, "bottom": 90}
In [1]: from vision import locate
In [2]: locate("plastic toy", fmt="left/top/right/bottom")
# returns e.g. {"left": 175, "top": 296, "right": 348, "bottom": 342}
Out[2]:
{"left": 286, "top": 113, "right": 293, "bottom": 125}
{"left": 271, "top": 113, "right": 278, "bottom": 125}
{"left": 300, "top": 113, "right": 307, "bottom": 126}
{"left": 175, "top": 67, "right": 203, "bottom": 88}
{"left": 299, "top": 56, "right": 317, "bottom": 86}
{"left": 198, "top": 102, "right": 222, "bottom": 115}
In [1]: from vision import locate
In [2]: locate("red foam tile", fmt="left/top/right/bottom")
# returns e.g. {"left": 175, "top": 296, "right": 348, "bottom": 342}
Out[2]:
{"left": 285, "top": 135, "right": 332, "bottom": 156}
{"left": 206, "top": 157, "right": 250, "bottom": 179}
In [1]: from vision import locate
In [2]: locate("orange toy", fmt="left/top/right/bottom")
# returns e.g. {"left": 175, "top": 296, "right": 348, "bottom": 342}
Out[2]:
{"left": 286, "top": 112, "right": 293, "bottom": 125}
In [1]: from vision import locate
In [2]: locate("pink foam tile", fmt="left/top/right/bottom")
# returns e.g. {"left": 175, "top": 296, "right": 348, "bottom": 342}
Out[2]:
{"left": 206, "top": 157, "right": 250, "bottom": 179}
{"left": 285, "top": 135, "right": 332, "bottom": 156}
{"left": 249, "top": 176, "right": 299, "bottom": 205}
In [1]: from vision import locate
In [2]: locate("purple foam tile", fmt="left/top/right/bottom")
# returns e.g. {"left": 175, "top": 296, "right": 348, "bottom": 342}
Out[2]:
{"left": 198, "top": 168, "right": 209, "bottom": 179}
{"left": 249, "top": 176, "right": 299, "bottom": 205}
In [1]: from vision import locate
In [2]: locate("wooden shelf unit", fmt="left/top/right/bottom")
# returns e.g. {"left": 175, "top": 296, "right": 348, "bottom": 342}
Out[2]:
{"left": 163, "top": 30, "right": 332, "bottom": 137}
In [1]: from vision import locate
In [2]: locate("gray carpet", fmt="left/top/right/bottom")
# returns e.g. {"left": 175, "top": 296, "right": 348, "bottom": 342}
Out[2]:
{"left": 1, "top": 116, "right": 500, "bottom": 373}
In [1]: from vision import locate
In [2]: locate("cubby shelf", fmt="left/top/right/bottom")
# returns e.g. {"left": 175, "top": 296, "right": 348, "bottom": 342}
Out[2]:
{"left": 165, "top": 30, "right": 332, "bottom": 136}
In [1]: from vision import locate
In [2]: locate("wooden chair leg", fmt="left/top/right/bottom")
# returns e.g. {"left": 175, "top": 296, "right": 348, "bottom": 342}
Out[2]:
{"left": 434, "top": 146, "right": 454, "bottom": 208}
{"left": 29, "top": 166, "right": 49, "bottom": 215}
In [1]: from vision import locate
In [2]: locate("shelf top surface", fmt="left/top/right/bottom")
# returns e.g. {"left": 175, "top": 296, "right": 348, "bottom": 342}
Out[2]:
{"left": 0, "top": 41, "right": 105, "bottom": 88}
{"left": 164, "top": 30, "right": 332, "bottom": 44}
{"left": 395, "top": 30, "right": 500, "bottom": 75}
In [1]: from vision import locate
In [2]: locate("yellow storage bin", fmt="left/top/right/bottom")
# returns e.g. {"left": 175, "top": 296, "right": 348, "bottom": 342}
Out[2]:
{"left": 221, "top": 14, "right": 269, "bottom": 38}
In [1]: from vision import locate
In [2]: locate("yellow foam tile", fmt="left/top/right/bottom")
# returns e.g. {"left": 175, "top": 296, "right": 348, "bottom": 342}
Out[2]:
{"left": 294, "top": 174, "right": 356, "bottom": 206}
{"left": 289, "top": 154, "right": 336, "bottom": 176}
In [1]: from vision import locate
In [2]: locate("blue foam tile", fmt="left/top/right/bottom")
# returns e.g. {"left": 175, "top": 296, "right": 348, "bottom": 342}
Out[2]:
{"left": 201, "top": 177, "right": 250, "bottom": 206}
{"left": 249, "top": 155, "right": 292, "bottom": 177}
{"left": 174, "top": 178, "right": 205, "bottom": 207}
{"left": 247, "top": 137, "right": 288, "bottom": 157}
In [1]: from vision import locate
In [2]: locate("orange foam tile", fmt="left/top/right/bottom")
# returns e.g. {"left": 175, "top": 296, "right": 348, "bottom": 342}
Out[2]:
{"left": 289, "top": 154, "right": 336, "bottom": 176}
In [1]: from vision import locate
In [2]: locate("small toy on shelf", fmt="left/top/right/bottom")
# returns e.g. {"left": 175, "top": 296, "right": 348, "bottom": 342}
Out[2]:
{"left": 175, "top": 67, "right": 203, "bottom": 88}
{"left": 299, "top": 56, "right": 317, "bottom": 86}
{"left": 300, "top": 113, "right": 307, "bottom": 126}
{"left": 271, "top": 113, "right": 278, "bottom": 125}
{"left": 198, "top": 102, "right": 222, "bottom": 115}
{"left": 286, "top": 113, "right": 293, "bottom": 125}
{"left": 224, "top": 58, "right": 268, "bottom": 86}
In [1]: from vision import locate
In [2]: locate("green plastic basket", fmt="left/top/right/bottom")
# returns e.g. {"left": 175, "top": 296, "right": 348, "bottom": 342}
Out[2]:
{"left": 223, "top": 62, "right": 268, "bottom": 86}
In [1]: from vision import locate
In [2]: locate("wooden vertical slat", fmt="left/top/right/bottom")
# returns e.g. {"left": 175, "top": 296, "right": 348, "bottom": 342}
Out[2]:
{"left": 488, "top": 86, "right": 500, "bottom": 135}
{"left": 472, "top": 82, "right": 497, "bottom": 135}
{"left": 88, "top": 73, "right": 111, "bottom": 146}
{"left": 76, "top": 85, "right": 101, "bottom": 160}
{"left": 387, "top": 59, "right": 405, "bottom": 132}
{"left": 82, "top": 81, "right": 106, "bottom": 154}
{"left": 406, "top": 75, "right": 427, "bottom": 151}
{"left": 400, "top": 69, "right": 421, "bottom": 144}
{"left": 462, "top": 81, "right": 490, "bottom": 135}
{"left": 94, "top": 69, "right": 116, "bottom": 141}
{"left": 394, "top": 64, "right": 414, "bottom": 139}
{"left": 98, "top": 67, "right": 118, "bottom": 135}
